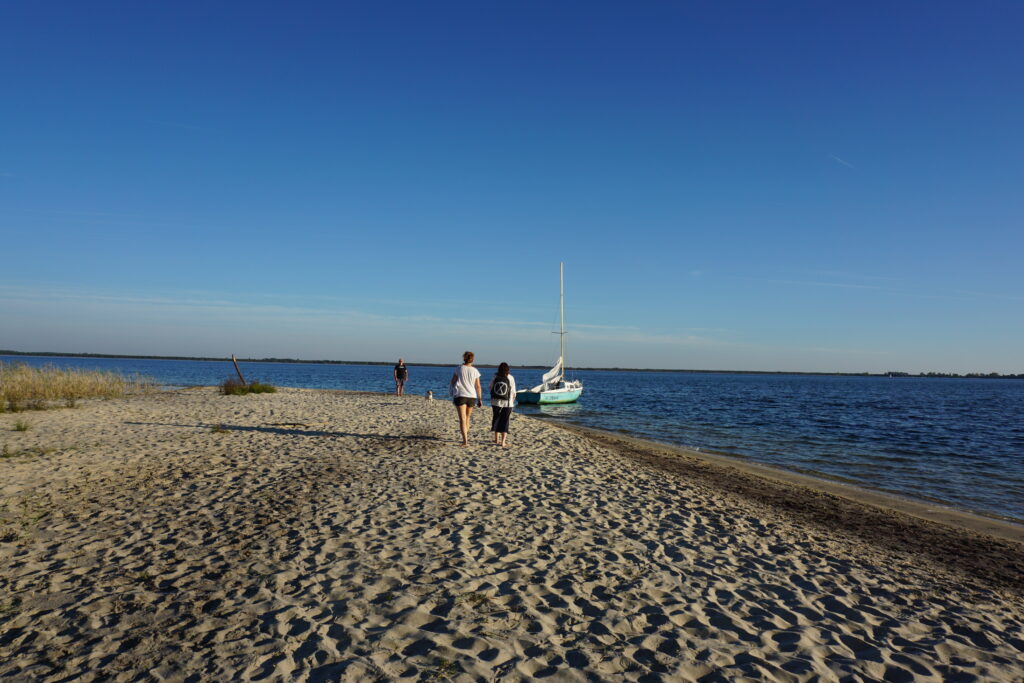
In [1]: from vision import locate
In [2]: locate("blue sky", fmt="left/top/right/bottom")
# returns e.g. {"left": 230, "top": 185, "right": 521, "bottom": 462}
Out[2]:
{"left": 2, "top": 2, "right": 1022, "bottom": 372}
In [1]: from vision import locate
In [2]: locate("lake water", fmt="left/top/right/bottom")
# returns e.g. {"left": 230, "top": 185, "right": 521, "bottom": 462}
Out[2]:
{"left": 4, "top": 354, "right": 1023, "bottom": 523}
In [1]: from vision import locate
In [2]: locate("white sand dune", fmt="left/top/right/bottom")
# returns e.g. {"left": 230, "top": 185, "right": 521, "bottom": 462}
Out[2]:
{"left": 1, "top": 388, "right": 1022, "bottom": 681}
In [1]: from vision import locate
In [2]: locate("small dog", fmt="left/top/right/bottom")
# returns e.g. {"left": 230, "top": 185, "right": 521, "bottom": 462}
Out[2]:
{"left": 426, "top": 390, "right": 433, "bottom": 401}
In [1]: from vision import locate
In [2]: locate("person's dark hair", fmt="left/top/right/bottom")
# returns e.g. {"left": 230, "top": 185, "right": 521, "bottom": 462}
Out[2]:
{"left": 463, "top": 351, "right": 474, "bottom": 364}
{"left": 497, "top": 362, "right": 510, "bottom": 377}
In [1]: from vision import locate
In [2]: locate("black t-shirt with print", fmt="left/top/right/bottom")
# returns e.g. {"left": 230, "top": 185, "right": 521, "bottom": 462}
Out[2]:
{"left": 394, "top": 364, "right": 408, "bottom": 380}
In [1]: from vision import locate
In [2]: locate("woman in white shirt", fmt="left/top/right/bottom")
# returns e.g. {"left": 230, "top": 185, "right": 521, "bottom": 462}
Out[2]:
{"left": 489, "top": 362, "right": 516, "bottom": 448}
{"left": 450, "top": 350, "right": 483, "bottom": 447}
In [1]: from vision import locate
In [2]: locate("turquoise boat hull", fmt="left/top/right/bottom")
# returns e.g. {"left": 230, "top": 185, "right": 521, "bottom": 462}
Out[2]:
{"left": 517, "top": 387, "right": 582, "bottom": 404}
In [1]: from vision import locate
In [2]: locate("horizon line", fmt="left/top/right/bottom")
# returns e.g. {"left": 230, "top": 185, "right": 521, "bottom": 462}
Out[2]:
{"left": 1, "top": 350, "right": 1020, "bottom": 379}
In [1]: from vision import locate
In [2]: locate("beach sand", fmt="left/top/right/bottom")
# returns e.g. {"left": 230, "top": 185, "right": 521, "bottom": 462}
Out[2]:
{"left": 1, "top": 388, "right": 1022, "bottom": 681}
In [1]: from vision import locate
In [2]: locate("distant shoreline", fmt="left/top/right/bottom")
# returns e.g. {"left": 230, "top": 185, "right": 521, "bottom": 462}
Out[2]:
{"left": 2, "top": 349, "right": 1021, "bottom": 378}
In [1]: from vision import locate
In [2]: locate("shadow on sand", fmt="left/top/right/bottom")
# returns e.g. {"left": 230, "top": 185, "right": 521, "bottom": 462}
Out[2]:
{"left": 123, "top": 421, "right": 445, "bottom": 441}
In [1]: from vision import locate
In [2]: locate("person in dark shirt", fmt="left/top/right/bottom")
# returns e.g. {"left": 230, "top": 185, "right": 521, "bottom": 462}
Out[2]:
{"left": 394, "top": 359, "right": 408, "bottom": 395}
{"left": 489, "top": 362, "right": 516, "bottom": 449}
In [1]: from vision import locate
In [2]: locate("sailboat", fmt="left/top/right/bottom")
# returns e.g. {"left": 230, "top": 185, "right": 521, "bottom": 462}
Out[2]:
{"left": 517, "top": 263, "right": 584, "bottom": 404}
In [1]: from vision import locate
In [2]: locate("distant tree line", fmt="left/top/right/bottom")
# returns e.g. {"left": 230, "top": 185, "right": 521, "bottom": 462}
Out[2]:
{"left": 2, "top": 350, "right": 1020, "bottom": 377}
{"left": 886, "top": 371, "right": 1024, "bottom": 379}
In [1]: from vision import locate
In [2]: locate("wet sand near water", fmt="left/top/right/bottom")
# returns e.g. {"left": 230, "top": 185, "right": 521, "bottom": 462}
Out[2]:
{"left": 1, "top": 388, "right": 1022, "bottom": 681}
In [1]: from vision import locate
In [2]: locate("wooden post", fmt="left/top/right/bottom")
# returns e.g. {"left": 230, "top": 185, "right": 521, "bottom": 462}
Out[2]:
{"left": 231, "top": 354, "right": 247, "bottom": 385}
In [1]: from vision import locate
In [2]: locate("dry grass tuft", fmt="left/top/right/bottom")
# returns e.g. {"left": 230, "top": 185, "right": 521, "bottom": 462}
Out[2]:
{"left": 0, "top": 362, "right": 156, "bottom": 412}
{"left": 220, "top": 378, "right": 277, "bottom": 396}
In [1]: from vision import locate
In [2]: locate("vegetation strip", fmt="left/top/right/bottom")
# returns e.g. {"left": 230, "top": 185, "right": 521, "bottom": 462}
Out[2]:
{"left": 0, "top": 361, "right": 155, "bottom": 412}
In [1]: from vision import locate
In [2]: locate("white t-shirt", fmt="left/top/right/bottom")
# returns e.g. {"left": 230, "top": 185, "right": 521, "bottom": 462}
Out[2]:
{"left": 452, "top": 365, "right": 481, "bottom": 398}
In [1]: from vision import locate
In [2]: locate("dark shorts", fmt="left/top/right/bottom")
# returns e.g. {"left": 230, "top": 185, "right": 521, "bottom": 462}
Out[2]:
{"left": 395, "top": 377, "right": 406, "bottom": 386}
{"left": 491, "top": 406, "right": 512, "bottom": 433}
{"left": 453, "top": 396, "right": 476, "bottom": 407}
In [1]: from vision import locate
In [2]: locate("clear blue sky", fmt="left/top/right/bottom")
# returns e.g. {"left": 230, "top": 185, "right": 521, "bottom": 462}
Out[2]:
{"left": 2, "top": 2, "right": 1022, "bottom": 372}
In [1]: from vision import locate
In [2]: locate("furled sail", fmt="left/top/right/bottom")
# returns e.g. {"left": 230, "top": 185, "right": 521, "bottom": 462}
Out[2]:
{"left": 541, "top": 357, "right": 563, "bottom": 385}
{"left": 527, "top": 357, "right": 564, "bottom": 393}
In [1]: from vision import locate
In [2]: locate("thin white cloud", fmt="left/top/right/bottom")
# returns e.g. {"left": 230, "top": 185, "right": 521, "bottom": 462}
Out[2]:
{"left": 0, "top": 207, "right": 248, "bottom": 235}
{"left": 0, "top": 207, "right": 180, "bottom": 221}
{"left": 829, "top": 154, "right": 855, "bottom": 169}
{"left": 745, "top": 275, "right": 1023, "bottom": 303}
{"left": 571, "top": 327, "right": 724, "bottom": 347}
{"left": 949, "top": 288, "right": 1024, "bottom": 303}
{"left": 573, "top": 322, "right": 640, "bottom": 331}
{"left": 799, "top": 346, "right": 890, "bottom": 356}
{"left": 0, "top": 280, "right": 557, "bottom": 318}
{"left": 809, "top": 269, "right": 902, "bottom": 283}
{"left": 758, "top": 278, "right": 881, "bottom": 291}
{"left": 149, "top": 119, "right": 214, "bottom": 133}
{"left": 0, "top": 285, "right": 676, "bottom": 341}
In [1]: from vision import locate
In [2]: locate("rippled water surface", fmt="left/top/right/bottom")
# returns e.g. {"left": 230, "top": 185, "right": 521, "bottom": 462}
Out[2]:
{"left": 5, "top": 355, "right": 1023, "bottom": 522}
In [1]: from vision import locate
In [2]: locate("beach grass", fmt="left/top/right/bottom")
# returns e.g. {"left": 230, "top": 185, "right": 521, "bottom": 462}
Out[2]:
{"left": 220, "top": 378, "right": 277, "bottom": 396}
{"left": 0, "top": 361, "right": 156, "bottom": 412}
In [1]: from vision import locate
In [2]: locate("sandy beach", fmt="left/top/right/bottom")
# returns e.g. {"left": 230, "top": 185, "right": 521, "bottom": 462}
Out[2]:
{"left": 1, "top": 388, "right": 1022, "bottom": 682}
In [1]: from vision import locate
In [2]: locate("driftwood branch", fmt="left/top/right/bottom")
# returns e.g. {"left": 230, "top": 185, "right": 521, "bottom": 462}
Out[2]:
{"left": 231, "top": 354, "right": 247, "bottom": 385}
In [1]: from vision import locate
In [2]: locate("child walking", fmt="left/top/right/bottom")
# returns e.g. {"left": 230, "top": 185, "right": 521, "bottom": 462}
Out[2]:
{"left": 489, "top": 362, "right": 516, "bottom": 448}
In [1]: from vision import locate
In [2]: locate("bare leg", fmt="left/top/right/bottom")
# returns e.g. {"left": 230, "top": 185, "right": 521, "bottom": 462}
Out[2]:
{"left": 499, "top": 432, "right": 509, "bottom": 448}
{"left": 457, "top": 404, "right": 471, "bottom": 446}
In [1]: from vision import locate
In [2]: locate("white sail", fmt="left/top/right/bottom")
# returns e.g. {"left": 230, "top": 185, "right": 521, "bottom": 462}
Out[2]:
{"left": 518, "top": 263, "right": 583, "bottom": 403}
{"left": 541, "top": 357, "right": 563, "bottom": 385}
{"left": 527, "top": 357, "right": 563, "bottom": 392}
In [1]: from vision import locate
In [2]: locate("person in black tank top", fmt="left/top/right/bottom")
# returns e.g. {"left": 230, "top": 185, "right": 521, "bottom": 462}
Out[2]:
{"left": 394, "top": 359, "right": 408, "bottom": 395}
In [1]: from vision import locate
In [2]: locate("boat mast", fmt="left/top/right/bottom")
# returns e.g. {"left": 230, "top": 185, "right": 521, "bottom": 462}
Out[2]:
{"left": 559, "top": 262, "right": 565, "bottom": 381}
